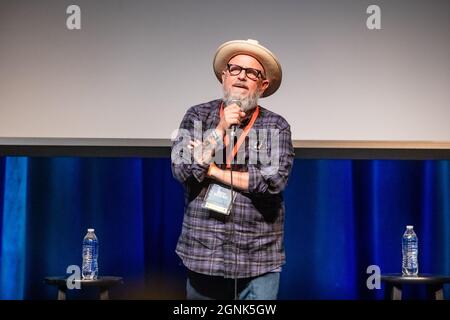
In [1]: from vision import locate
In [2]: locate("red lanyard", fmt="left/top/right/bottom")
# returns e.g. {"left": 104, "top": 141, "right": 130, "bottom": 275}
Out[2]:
{"left": 219, "top": 102, "right": 260, "bottom": 169}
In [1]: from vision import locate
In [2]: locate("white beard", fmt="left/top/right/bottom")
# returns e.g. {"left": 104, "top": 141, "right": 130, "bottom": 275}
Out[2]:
{"left": 223, "top": 87, "right": 260, "bottom": 112}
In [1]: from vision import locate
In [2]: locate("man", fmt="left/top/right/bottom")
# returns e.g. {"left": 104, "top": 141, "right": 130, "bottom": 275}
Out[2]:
{"left": 171, "top": 39, "right": 294, "bottom": 300}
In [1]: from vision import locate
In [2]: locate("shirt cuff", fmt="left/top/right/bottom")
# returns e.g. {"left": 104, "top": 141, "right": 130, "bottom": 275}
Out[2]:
{"left": 247, "top": 165, "right": 267, "bottom": 194}
{"left": 192, "top": 162, "right": 210, "bottom": 183}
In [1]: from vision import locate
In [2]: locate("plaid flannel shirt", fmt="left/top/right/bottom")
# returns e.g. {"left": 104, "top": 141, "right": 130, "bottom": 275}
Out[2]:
{"left": 171, "top": 99, "right": 294, "bottom": 278}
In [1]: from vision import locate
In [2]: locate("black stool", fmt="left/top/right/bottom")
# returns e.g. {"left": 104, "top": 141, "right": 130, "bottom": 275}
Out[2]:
{"left": 381, "top": 274, "right": 450, "bottom": 300}
{"left": 45, "top": 276, "right": 123, "bottom": 300}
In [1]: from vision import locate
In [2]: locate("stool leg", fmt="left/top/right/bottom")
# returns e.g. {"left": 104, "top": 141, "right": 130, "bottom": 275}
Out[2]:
{"left": 427, "top": 285, "right": 444, "bottom": 300}
{"left": 57, "top": 286, "right": 67, "bottom": 300}
{"left": 99, "top": 288, "right": 109, "bottom": 300}
{"left": 391, "top": 284, "right": 402, "bottom": 300}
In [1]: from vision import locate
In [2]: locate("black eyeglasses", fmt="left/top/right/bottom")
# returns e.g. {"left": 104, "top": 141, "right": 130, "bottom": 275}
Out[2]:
{"left": 227, "top": 64, "right": 265, "bottom": 81}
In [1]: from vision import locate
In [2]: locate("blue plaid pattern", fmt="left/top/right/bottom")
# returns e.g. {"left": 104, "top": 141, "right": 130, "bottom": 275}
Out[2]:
{"left": 171, "top": 99, "right": 294, "bottom": 278}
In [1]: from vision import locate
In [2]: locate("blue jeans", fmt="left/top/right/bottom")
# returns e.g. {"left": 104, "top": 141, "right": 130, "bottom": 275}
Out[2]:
{"left": 186, "top": 270, "right": 280, "bottom": 300}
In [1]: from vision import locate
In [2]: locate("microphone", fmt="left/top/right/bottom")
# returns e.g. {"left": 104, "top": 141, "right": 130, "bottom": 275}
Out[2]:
{"left": 227, "top": 99, "right": 242, "bottom": 136}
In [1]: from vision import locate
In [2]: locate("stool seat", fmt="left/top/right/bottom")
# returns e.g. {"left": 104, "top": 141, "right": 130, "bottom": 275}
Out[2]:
{"left": 380, "top": 273, "right": 450, "bottom": 300}
{"left": 45, "top": 276, "right": 123, "bottom": 300}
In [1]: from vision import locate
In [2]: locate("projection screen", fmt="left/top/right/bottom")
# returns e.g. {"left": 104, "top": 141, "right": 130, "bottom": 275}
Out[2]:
{"left": 0, "top": 0, "right": 449, "bottom": 155}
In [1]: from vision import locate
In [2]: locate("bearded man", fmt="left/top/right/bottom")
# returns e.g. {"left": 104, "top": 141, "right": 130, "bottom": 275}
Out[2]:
{"left": 171, "top": 39, "right": 294, "bottom": 300}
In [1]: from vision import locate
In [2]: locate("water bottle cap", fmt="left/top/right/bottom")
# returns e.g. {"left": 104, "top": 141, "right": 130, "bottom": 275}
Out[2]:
{"left": 87, "top": 228, "right": 95, "bottom": 232}
{"left": 406, "top": 225, "right": 413, "bottom": 229}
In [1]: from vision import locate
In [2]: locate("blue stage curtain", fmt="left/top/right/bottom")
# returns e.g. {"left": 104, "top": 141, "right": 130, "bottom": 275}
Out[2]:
{"left": 0, "top": 157, "right": 28, "bottom": 299}
{"left": 0, "top": 157, "right": 449, "bottom": 299}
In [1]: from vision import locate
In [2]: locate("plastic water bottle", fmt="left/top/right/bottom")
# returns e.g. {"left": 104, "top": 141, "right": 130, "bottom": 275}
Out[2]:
{"left": 402, "top": 225, "right": 418, "bottom": 276}
{"left": 82, "top": 228, "right": 99, "bottom": 280}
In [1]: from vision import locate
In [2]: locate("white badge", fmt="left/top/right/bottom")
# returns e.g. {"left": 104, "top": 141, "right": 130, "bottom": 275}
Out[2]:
{"left": 202, "top": 183, "right": 237, "bottom": 215}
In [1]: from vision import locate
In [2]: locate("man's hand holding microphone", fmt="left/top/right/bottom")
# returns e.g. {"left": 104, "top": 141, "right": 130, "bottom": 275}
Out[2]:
{"left": 187, "top": 100, "right": 244, "bottom": 178}
{"left": 216, "top": 100, "right": 245, "bottom": 136}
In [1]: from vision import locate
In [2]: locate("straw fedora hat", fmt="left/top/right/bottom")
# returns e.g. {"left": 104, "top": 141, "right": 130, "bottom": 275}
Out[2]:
{"left": 213, "top": 39, "right": 282, "bottom": 97}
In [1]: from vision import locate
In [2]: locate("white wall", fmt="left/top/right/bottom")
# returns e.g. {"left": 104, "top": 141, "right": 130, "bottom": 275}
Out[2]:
{"left": 0, "top": 0, "right": 449, "bottom": 146}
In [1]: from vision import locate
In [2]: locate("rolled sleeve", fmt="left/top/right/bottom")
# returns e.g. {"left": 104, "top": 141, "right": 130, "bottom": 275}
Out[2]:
{"left": 171, "top": 106, "right": 212, "bottom": 184}
{"left": 191, "top": 162, "right": 210, "bottom": 183}
{"left": 248, "top": 164, "right": 268, "bottom": 193}
{"left": 247, "top": 124, "right": 294, "bottom": 195}
{"left": 172, "top": 157, "right": 210, "bottom": 184}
